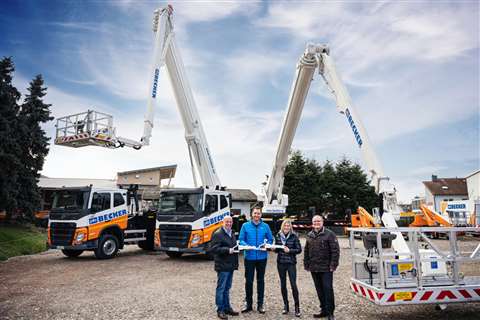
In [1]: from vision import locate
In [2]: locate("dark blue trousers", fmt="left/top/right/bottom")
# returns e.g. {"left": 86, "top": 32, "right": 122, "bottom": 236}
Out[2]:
{"left": 244, "top": 259, "right": 267, "bottom": 307}
{"left": 216, "top": 271, "right": 233, "bottom": 312}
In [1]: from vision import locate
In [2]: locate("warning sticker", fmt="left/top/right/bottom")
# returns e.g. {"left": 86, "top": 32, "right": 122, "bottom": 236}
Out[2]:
{"left": 398, "top": 263, "right": 414, "bottom": 272}
{"left": 394, "top": 292, "right": 413, "bottom": 301}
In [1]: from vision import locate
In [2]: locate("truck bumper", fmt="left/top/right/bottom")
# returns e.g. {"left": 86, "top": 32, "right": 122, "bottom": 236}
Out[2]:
{"left": 47, "top": 239, "right": 98, "bottom": 251}
{"left": 156, "top": 244, "right": 206, "bottom": 254}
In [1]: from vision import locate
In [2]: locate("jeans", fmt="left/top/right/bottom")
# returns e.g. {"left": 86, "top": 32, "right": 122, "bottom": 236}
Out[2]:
{"left": 216, "top": 271, "right": 233, "bottom": 312}
{"left": 277, "top": 263, "right": 299, "bottom": 308}
{"left": 311, "top": 272, "right": 335, "bottom": 315}
{"left": 244, "top": 259, "right": 267, "bottom": 307}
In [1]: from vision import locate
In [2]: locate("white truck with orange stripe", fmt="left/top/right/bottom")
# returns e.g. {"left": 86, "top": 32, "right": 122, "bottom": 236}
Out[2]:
{"left": 154, "top": 187, "right": 231, "bottom": 258}
{"left": 47, "top": 186, "right": 155, "bottom": 259}
{"left": 149, "top": 6, "right": 232, "bottom": 257}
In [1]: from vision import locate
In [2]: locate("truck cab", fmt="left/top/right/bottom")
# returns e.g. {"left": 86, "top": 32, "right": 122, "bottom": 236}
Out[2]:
{"left": 155, "top": 187, "right": 230, "bottom": 258}
{"left": 48, "top": 186, "right": 155, "bottom": 259}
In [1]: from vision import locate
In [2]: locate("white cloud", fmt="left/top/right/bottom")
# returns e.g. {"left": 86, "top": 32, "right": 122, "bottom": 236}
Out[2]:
{"left": 257, "top": 1, "right": 479, "bottom": 75}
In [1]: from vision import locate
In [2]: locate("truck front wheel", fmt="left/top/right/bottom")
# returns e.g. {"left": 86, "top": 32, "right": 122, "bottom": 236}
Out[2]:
{"left": 61, "top": 249, "right": 84, "bottom": 258}
{"left": 94, "top": 234, "right": 119, "bottom": 259}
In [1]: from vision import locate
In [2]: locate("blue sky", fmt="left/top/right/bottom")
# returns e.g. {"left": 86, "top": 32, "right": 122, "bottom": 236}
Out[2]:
{"left": 1, "top": 0, "right": 479, "bottom": 203}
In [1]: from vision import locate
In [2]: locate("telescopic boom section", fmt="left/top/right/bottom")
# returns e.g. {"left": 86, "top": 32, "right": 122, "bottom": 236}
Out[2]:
{"left": 148, "top": 6, "right": 221, "bottom": 188}
{"left": 262, "top": 46, "right": 318, "bottom": 215}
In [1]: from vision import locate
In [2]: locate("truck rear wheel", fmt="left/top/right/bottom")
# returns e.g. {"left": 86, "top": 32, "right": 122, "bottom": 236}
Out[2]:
{"left": 166, "top": 251, "right": 183, "bottom": 258}
{"left": 94, "top": 234, "right": 119, "bottom": 259}
{"left": 61, "top": 249, "right": 84, "bottom": 258}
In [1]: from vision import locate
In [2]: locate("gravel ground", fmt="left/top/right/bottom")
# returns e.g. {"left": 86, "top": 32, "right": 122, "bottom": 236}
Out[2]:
{"left": 0, "top": 236, "right": 479, "bottom": 320}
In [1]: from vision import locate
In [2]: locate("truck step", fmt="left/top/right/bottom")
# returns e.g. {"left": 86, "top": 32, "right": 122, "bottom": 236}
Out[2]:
{"left": 124, "top": 237, "right": 146, "bottom": 243}
{"left": 124, "top": 229, "right": 147, "bottom": 234}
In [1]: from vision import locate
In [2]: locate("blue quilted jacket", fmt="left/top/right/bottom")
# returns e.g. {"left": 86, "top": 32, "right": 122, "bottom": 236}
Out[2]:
{"left": 239, "top": 220, "right": 273, "bottom": 261}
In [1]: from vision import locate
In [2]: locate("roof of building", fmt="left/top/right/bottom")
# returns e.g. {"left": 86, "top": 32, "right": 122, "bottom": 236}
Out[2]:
{"left": 423, "top": 178, "right": 468, "bottom": 196}
{"left": 466, "top": 170, "right": 480, "bottom": 179}
{"left": 117, "top": 165, "right": 177, "bottom": 180}
{"left": 38, "top": 177, "right": 117, "bottom": 189}
{"left": 227, "top": 189, "right": 257, "bottom": 202}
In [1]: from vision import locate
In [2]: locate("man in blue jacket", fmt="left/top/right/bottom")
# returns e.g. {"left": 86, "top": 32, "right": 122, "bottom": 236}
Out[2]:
{"left": 239, "top": 205, "right": 273, "bottom": 314}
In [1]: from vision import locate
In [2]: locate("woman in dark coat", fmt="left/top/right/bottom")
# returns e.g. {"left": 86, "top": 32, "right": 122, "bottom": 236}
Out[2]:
{"left": 275, "top": 219, "right": 302, "bottom": 317}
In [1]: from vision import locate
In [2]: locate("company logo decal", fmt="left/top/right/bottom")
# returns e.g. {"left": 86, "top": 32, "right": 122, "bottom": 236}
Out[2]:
{"left": 203, "top": 212, "right": 229, "bottom": 228}
{"left": 152, "top": 68, "right": 160, "bottom": 98}
{"left": 89, "top": 209, "right": 128, "bottom": 225}
{"left": 345, "top": 108, "right": 363, "bottom": 147}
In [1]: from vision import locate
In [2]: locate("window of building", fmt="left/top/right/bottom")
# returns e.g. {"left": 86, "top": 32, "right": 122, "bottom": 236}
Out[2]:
{"left": 231, "top": 209, "right": 241, "bottom": 216}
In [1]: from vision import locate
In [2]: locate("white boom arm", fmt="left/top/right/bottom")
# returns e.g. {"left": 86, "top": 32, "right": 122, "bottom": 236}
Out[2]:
{"left": 261, "top": 45, "right": 318, "bottom": 215}
{"left": 263, "top": 43, "right": 409, "bottom": 254}
{"left": 147, "top": 5, "right": 221, "bottom": 188}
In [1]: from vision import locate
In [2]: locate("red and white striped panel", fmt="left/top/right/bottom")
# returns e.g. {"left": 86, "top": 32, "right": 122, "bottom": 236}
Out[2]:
{"left": 351, "top": 281, "right": 480, "bottom": 305}
{"left": 56, "top": 133, "right": 112, "bottom": 144}
{"left": 56, "top": 133, "right": 90, "bottom": 143}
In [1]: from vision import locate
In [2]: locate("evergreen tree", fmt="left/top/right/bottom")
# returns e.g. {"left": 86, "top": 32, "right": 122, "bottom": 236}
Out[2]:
{"left": 17, "top": 75, "right": 53, "bottom": 220}
{"left": 283, "top": 151, "right": 378, "bottom": 218}
{"left": 283, "top": 150, "right": 309, "bottom": 215}
{"left": 0, "top": 57, "right": 22, "bottom": 220}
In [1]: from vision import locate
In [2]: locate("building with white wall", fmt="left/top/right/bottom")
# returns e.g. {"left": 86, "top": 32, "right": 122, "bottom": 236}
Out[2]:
{"left": 228, "top": 189, "right": 258, "bottom": 219}
{"left": 423, "top": 175, "right": 468, "bottom": 213}
{"left": 466, "top": 170, "right": 480, "bottom": 219}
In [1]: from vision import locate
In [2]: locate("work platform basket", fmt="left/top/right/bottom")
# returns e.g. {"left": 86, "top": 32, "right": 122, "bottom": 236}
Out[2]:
{"left": 55, "top": 110, "right": 116, "bottom": 148}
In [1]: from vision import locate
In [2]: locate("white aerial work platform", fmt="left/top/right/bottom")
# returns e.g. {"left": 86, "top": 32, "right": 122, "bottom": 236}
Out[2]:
{"left": 348, "top": 227, "right": 480, "bottom": 307}
{"left": 55, "top": 110, "right": 127, "bottom": 148}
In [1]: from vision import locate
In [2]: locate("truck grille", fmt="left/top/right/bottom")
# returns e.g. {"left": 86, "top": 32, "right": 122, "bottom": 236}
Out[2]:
{"left": 159, "top": 224, "right": 191, "bottom": 248}
{"left": 50, "top": 222, "right": 76, "bottom": 246}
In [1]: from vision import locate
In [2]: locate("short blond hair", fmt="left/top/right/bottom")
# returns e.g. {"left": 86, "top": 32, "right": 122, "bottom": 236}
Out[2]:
{"left": 280, "top": 219, "right": 293, "bottom": 233}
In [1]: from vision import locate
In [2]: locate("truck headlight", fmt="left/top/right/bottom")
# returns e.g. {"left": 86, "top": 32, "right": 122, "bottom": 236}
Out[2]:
{"left": 73, "top": 228, "right": 88, "bottom": 245}
{"left": 190, "top": 234, "right": 201, "bottom": 246}
{"left": 76, "top": 233, "right": 85, "bottom": 242}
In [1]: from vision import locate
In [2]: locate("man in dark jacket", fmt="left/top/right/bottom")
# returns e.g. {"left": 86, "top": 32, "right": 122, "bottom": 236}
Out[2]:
{"left": 210, "top": 215, "right": 239, "bottom": 319}
{"left": 304, "top": 215, "right": 340, "bottom": 320}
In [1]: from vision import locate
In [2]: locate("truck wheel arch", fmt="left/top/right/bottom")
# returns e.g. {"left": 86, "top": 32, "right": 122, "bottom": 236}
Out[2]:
{"left": 99, "top": 226, "right": 125, "bottom": 248}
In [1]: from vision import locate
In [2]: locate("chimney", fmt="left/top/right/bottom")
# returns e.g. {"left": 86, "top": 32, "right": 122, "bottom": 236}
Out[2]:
{"left": 432, "top": 175, "right": 438, "bottom": 181}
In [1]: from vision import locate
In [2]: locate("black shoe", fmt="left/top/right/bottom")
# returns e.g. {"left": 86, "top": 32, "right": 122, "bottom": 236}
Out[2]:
{"left": 258, "top": 305, "right": 266, "bottom": 314}
{"left": 313, "top": 312, "right": 328, "bottom": 318}
{"left": 295, "top": 306, "right": 301, "bottom": 317}
{"left": 217, "top": 311, "right": 228, "bottom": 320}
{"left": 282, "top": 305, "right": 289, "bottom": 314}
{"left": 241, "top": 305, "right": 253, "bottom": 313}
{"left": 225, "top": 309, "right": 239, "bottom": 316}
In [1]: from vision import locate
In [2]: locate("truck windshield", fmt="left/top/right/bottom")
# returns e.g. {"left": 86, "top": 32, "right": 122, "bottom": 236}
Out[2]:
{"left": 51, "top": 190, "right": 90, "bottom": 212}
{"left": 158, "top": 192, "right": 202, "bottom": 215}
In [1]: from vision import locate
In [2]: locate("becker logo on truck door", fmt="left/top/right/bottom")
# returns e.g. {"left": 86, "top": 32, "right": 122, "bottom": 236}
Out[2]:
{"left": 89, "top": 209, "right": 128, "bottom": 225}
{"left": 203, "top": 212, "right": 230, "bottom": 228}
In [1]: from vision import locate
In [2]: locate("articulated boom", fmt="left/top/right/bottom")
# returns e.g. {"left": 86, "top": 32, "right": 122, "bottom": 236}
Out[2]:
{"left": 54, "top": 5, "right": 221, "bottom": 189}
{"left": 263, "top": 44, "right": 409, "bottom": 253}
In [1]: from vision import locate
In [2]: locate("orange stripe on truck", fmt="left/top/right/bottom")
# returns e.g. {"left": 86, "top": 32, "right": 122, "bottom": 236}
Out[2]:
{"left": 88, "top": 215, "right": 128, "bottom": 240}
{"left": 188, "top": 220, "right": 224, "bottom": 248}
